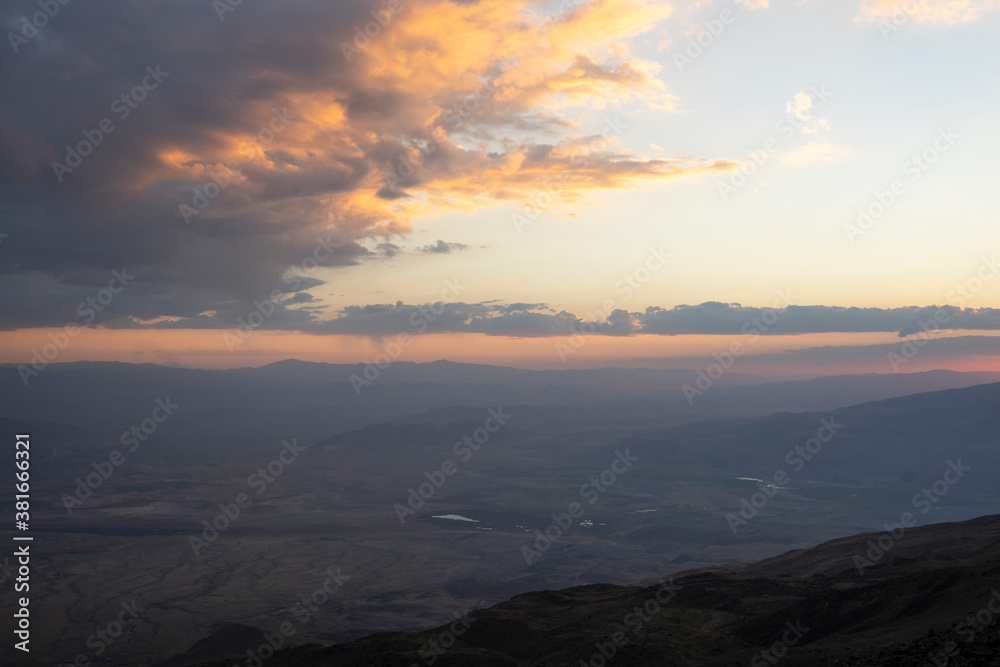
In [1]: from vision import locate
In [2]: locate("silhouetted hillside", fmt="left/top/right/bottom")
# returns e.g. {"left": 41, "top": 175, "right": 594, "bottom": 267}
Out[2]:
{"left": 168, "top": 514, "right": 1000, "bottom": 666}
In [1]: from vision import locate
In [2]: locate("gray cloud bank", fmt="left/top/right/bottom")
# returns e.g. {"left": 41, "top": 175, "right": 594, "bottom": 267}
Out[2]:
{"left": 117, "top": 301, "right": 1000, "bottom": 338}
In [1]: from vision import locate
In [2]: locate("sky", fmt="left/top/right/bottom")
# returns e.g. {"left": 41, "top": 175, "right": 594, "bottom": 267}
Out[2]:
{"left": 2, "top": 0, "right": 1000, "bottom": 373}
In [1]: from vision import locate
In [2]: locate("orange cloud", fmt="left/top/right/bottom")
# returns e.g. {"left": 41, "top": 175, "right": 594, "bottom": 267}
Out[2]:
{"left": 143, "top": 0, "right": 732, "bottom": 243}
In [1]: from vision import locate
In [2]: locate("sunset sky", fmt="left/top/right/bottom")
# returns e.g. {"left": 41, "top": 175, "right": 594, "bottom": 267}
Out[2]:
{"left": 2, "top": 0, "right": 1000, "bottom": 373}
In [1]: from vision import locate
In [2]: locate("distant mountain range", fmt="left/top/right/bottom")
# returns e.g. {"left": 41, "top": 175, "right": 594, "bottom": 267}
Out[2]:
{"left": 5, "top": 359, "right": 1000, "bottom": 425}
{"left": 4, "top": 361, "right": 1000, "bottom": 666}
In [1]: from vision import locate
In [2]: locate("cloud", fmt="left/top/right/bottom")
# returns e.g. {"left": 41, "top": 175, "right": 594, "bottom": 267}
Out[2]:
{"left": 1, "top": 0, "right": 739, "bottom": 330}
{"left": 857, "top": 0, "right": 1000, "bottom": 24}
{"left": 785, "top": 92, "right": 830, "bottom": 136}
{"left": 376, "top": 243, "right": 403, "bottom": 258}
{"left": 418, "top": 240, "right": 469, "bottom": 254}
{"left": 781, "top": 142, "right": 855, "bottom": 165}
{"left": 312, "top": 302, "right": 605, "bottom": 338}
{"left": 110, "top": 300, "right": 1000, "bottom": 339}
{"left": 655, "top": 30, "right": 673, "bottom": 52}
{"left": 630, "top": 335, "right": 1000, "bottom": 370}
{"left": 635, "top": 303, "right": 1000, "bottom": 337}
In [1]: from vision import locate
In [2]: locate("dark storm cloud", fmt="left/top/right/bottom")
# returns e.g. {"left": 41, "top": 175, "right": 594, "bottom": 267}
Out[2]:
{"left": 0, "top": 0, "right": 390, "bottom": 329}
{"left": 0, "top": 0, "right": 733, "bottom": 332}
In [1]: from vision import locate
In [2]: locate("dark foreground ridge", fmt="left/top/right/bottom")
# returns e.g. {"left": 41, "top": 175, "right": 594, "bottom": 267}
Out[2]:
{"left": 164, "top": 513, "right": 1000, "bottom": 666}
